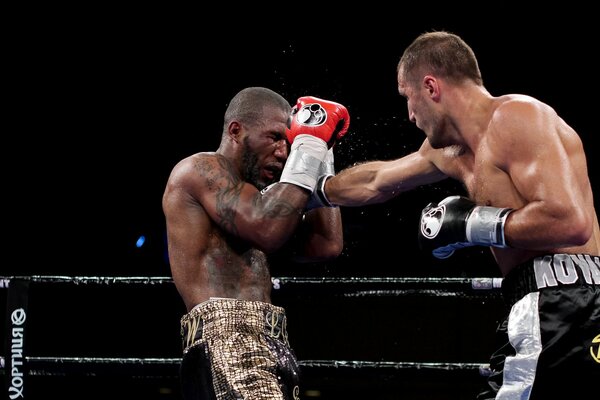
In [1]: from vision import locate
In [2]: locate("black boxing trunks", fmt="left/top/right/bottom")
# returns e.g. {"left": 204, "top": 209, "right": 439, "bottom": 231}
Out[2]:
{"left": 179, "top": 298, "right": 300, "bottom": 400}
{"left": 478, "top": 254, "right": 600, "bottom": 400}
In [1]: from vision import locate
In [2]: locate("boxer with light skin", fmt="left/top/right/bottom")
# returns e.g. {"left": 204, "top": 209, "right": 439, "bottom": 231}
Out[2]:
{"left": 163, "top": 87, "right": 349, "bottom": 400}
{"left": 316, "top": 32, "right": 600, "bottom": 398}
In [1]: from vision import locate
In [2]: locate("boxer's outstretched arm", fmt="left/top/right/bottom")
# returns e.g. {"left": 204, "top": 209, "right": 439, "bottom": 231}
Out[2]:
{"left": 324, "top": 143, "right": 447, "bottom": 206}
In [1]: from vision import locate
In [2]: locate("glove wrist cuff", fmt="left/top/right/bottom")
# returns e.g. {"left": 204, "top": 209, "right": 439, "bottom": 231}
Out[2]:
{"left": 466, "top": 207, "right": 513, "bottom": 247}
{"left": 322, "top": 148, "right": 335, "bottom": 176}
{"left": 315, "top": 174, "right": 335, "bottom": 207}
{"left": 279, "top": 135, "right": 328, "bottom": 191}
{"left": 304, "top": 174, "right": 335, "bottom": 211}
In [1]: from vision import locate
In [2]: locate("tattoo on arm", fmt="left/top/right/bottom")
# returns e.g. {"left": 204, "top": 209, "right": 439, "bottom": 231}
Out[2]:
{"left": 199, "top": 156, "right": 302, "bottom": 237}
{"left": 214, "top": 157, "right": 243, "bottom": 236}
{"left": 194, "top": 156, "right": 242, "bottom": 236}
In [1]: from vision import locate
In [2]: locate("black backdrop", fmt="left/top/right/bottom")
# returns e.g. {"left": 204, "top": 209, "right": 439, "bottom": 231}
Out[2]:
{"left": 4, "top": 11, "right": 598, "bottom": 400}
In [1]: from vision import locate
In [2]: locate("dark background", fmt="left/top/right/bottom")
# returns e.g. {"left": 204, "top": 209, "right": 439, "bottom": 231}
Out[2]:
{"left": 4, "top": 11, "right": 598, "bottom": 400}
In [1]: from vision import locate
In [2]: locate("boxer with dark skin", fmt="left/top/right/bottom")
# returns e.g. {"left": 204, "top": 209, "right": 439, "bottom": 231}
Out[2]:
{"left": 163, "top": 87, "right": 349, "bottom": 400}
{"left": 317, "top": 32, "right": 600, "bottom": 399}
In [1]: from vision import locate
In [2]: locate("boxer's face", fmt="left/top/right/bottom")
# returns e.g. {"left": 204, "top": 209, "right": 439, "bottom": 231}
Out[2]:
{"left": 399, "top": 75, "right": 429, "bottom": 135}
{"left": 399, "top": 71, "right": 446, "bottom": 149}
{"left": 240, "top": 107, "right": 289, "bottom": 190}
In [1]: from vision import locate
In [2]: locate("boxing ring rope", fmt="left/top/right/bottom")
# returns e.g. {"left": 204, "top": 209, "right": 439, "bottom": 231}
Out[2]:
{"left": 0, "top": 356, "right": 490, "bottom": 377}
{"left": 2, "top": 275, "right": 499, "bottom": 395}
{"left": 1, "top": 274, "right": 503, "bottom": 294}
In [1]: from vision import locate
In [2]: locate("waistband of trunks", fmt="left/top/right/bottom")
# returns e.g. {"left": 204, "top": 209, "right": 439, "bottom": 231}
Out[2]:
{"left": 501, "top": 253, "right": 600, "bottom": 306}
{"left": 180, "top": 298, "right": 289, "bottom": 353}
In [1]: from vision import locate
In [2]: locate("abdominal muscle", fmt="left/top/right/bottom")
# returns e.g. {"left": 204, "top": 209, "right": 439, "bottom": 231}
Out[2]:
{"left": 173, "top": 247, "right": 273, "bottom": 312}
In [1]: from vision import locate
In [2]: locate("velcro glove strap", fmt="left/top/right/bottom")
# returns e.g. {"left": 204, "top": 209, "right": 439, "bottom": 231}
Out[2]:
{"left": 322, "top": 147, "right": 335, "bottom": 176}
{"left": 304, "top": 148, "right": 336, "bottom": 211}
{"left": 280, "top": 135, "right": 328, "bottom": 191}
{"left": 466, "top": 206, "right": 512, "bottom": 247}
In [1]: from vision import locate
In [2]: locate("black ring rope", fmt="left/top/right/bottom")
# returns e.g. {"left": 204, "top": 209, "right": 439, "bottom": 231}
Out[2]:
{"left": 0, "top": 356, "right": 490, "bottom": 377}
{"left": 0, "top": 275, "right": 503, "bottom": 290}
{"left": 0, "top": 276, "right": 174, "bottom": 286}
{"left": 301, "top": 360, "right": 491, "bottom": 374}
{"left": 343, "top": 289, "right": 484, "bottom": 298}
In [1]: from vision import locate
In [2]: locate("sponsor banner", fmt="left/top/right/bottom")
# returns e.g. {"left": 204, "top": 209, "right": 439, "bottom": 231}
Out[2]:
{"left": 4, "top": 279, "right": 29, "bottom": 399}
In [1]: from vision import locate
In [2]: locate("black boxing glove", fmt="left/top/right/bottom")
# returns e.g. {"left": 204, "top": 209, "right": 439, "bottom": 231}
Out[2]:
{"left": 418, "top": 196, "right": 513, "bottom": 259}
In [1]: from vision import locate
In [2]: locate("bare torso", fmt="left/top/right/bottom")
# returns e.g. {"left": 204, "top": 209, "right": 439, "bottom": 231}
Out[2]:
{"left": 173, "top": 209, "right": 273, "bottom": 311}
{"left": 326, "top": 91, "right": 599, "bottom": 276}
{"left": 163, "top": 153, "right": 274, "bottom": 311}
{"left": 430, "top": 95, "right": 600, "bottom": 275}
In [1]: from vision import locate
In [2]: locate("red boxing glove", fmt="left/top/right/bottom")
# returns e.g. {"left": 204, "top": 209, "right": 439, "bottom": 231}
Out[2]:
{"left": 286, "top": 96, "right": 350, "bottom": 148}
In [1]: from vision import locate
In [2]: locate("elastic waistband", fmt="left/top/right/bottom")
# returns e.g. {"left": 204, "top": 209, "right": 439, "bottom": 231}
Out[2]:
{"left": 502, "top": 253, "right": 600, "bottom": 306}
{"left": 180, "top": 299, "right": 288, "bottom": 353}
